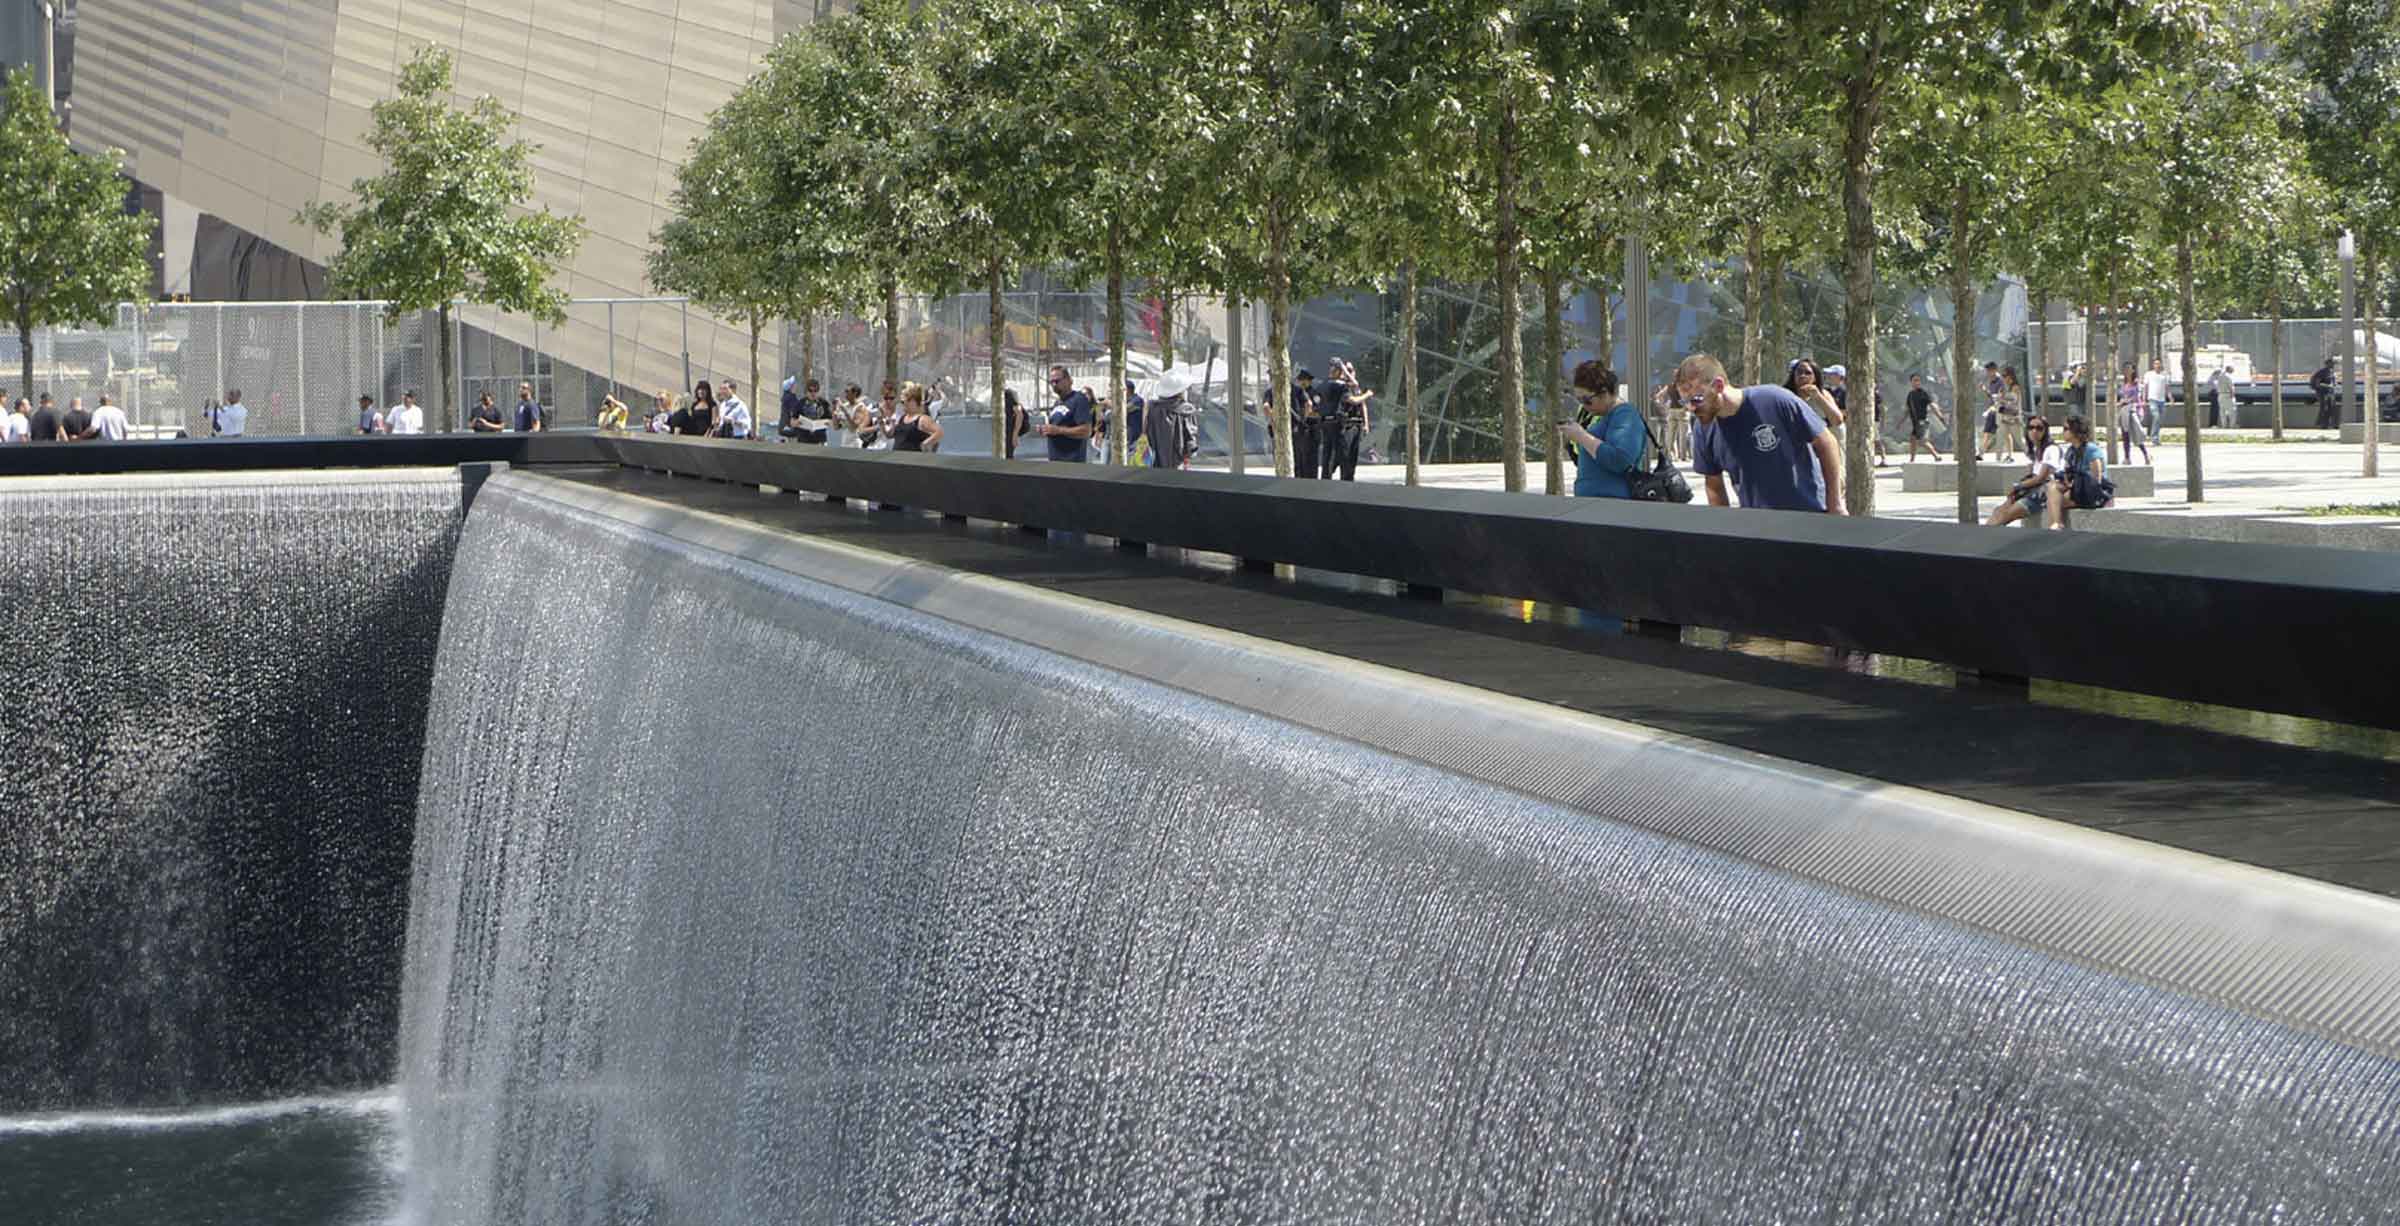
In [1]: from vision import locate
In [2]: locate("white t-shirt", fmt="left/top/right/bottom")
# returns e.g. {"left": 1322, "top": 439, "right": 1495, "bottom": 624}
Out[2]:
{"left": 216, "top": 402, "right": 248, "bottom": 435}
{"left": 91, "top": 405, "right": 129, "bottom": 440}
{"left": 2, "top": 411, "right": 27, "bottom": 442}
{"left": 2029, "top": 442, "right": 2065, "bottom": 479}
{"left": 387, "top": 403, "right": 425, "bottom": 434}
{"left": 719, "top": 396, "right": 752, "bottom": 438}
{"left": 2141, "top": 369, "right": 2168, "bottom": 403}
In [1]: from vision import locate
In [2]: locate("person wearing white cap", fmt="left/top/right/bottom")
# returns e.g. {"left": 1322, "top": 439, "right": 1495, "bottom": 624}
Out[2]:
{"left": 1143, "top": 368, "right": 1203, "bottom": 470}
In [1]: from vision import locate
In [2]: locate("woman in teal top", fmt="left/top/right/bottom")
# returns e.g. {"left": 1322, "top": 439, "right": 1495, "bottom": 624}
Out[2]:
{"left": 1557, "top": 359, "right": 1647, "bottom": 498}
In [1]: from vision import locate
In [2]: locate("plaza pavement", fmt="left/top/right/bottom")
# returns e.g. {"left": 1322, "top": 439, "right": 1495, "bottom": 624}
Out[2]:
{"left": 1340, "top": 430, "right": 2400, "bottom": 526}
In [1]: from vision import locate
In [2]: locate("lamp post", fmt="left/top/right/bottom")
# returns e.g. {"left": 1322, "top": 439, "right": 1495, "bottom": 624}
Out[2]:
{"left": 2341, "top": 230, "right": 2368, "bottom": 475}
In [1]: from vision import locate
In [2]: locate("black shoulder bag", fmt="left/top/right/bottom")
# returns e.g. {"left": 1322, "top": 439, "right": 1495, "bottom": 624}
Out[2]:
{"left": 1623, "top": 410, "right": 1693, "bottom": 504}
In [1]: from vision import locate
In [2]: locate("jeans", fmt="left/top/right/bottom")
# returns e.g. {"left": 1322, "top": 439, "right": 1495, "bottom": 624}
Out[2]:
{"left": 2316, "top": 393, "right": 2339, "bottom": 430}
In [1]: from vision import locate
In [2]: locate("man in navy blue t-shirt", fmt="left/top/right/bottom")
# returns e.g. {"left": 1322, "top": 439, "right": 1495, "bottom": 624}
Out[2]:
{"left": 1677, "top": 353, "right": 1847, "bottom": 514}
{"left": 1036, "top": 364, "right": 1095, "bottom": 462}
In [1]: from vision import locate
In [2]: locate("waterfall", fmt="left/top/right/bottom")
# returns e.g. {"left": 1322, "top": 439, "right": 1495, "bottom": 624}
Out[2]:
{"left": 400, "top": 472, "right": 2400, "bottom": 1224}
{"left": 0, "top": 470, "right": 463, "bottom": 1112}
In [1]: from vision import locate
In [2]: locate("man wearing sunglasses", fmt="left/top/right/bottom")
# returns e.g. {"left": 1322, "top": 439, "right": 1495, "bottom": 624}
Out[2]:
{"left": 1675, "top": 353, "right": 1847, "bottom": 515}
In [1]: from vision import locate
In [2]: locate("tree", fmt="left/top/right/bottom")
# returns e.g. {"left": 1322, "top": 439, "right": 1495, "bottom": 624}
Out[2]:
{"left": 2139, "top": 19, "right": 2286, "bottom": 500}
{"left": 2296, "top": 0, "right": 2400, "bottom": 476}
{"left": 2212, "top": 144, "right": 2333, "bottom": 440}
{"left": 919, "top": 0, "right": 1086, "bottom": 456}
{"left": 1700, "top": 0, "right": 2187, "bottom": 515}
{"left": 1890, "top": 70, "right": 2064, "bottom": 522}
{"left": 0, "top": 69, "right": 150, "bottom": 400}
{"left": 300, "top": 47, "right": 581, "bottom": 432}
{"left": 650, "top": 79, "right": 823, "bottom": 429}
{"left": 1182, "top": 0, "right": 1366, "bottom": 478}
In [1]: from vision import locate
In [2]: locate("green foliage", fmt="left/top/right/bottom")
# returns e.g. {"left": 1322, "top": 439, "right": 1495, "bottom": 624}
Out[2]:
{"left": 650, "top": 76, "right": 826, "bottom": 329}
{"left": 2294, "top": 0, "right": 2400, "bottom": 252}
{"left": 299, "top": 47, "right": 583, "bottom": 323}
{"left": 0, "top": 68, "right": 151, "bottom": 392}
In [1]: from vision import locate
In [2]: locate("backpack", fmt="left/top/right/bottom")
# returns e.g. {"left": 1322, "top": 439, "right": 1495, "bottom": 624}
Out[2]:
{"left": 2064, "top": 443, "right": 2115, "bottom": 509}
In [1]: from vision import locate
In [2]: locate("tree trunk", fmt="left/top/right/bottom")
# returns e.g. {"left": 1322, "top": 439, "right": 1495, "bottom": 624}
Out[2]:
{"left": 17, "top": 315, "right": 32, "bottom": 411}
{"left": 1267, "top": 205, "right": 1293, "bottom": 479}
{"left": 1159, "top": 289, "right": 1175, "bottom": 368}
{"left": 2085, "top": 302, "right": 2102, "bottom": 426}
{"left": 748, "top": 311, "right": 762, "bottom": 437}
{"left": 1951, "top": 187, "right": 1976, "bottom": 525}
{"left": 2269, "top": 287, "right": 2284, "bottom": 441}
{"left": 2102, "top": 274, "right": 2119, "bottom": 464}
{"left": 882, "top": 277, "right": 900, "bottom": 395}
{"left": 2179, "top": 237, "right": 2203, "bottom": 501}
{"left": 2028, "top": 284, "right": 2045, "bottom": 424}
{"left": 1107, "top": 220, "right": 1127, "bottom": 465}
{"left": 437, "top": 301, "right": 456, "bottom": 432}
{"left": 2367, "top": 245, "right": 2382, "bottom": 478}
{"left": 990, "top": 254, "right": 1007, "bottom": 460}
{"left": 1401, "top": 260, "right": 1421, "bottom": 487}
{"left": 1742, "top": 224, "right": 1764, "bottom": 385}
{"left": 801, "top": 313, "right": 816, "bottom": 392}
{"left": 1495, "top": 75, "right": 1525, "bottom": 493}
{"left": 1769, "top": 257, "right": 1790, "bottom": 379}
{"left": 1541, "top": 264, "right": 1564, "bottom": 496}
{"left": 1839, "top": 57, "right": 1883, "bottom": 516}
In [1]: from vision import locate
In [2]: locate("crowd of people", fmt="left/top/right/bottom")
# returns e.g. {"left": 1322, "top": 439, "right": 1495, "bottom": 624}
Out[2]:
{"left": 2, "top": 390, "right": 134, "bottom": 442}
{"left": 5, "top": 349, "right": 2124, "bottom": 529}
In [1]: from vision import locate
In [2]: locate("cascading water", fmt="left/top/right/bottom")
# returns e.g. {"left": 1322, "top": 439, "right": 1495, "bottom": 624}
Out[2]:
{"left": 0, "top": 470, "right": 461, "bottom": 1112}
{"left": 398, "top": 473, "right": 2400, "bottom": 1224}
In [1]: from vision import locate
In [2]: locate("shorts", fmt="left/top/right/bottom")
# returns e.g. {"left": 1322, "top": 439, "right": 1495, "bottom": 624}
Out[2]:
{"left": 2020, "top": 482, "right": 2051, "bottom": 514}
{"left": 1908, "top": 421, "right": 1927, "bottom": 440}
{"left": 1982, "top": 409, "right": 1998, "bottom": 433}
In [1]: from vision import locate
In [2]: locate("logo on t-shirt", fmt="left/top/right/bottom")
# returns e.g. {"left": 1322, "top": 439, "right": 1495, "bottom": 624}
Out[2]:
{"left": 1751, "top": 423, "right": 1781, "bottom": 452}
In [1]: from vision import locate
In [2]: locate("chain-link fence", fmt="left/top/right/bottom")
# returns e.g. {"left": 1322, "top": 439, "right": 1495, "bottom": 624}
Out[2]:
{"left": 1, "top": 297, "right": 697, "bottom": 438}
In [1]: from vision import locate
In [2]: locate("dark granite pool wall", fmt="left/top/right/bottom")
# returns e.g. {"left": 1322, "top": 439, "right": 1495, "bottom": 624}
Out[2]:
{"left": 0, "top": 471, "right": 463, "bottom": 1111}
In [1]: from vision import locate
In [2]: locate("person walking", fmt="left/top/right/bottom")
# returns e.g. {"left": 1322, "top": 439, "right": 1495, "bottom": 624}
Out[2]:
{"left": 2118, "top": 367, "right": 2153, "bottom": 464}
{"left": 1657, "top": 381, "right": 1691, "bottom": 461}
{"left": 2208, "top": 366, "right": 2237, "bottom": 430}
{"left": 356, "top": 394, "right": 383, "bottom": 434}
{"left": 3, "top": 396, "right": 29, "bottom": 443}
{"left": 387, "top": 391, "right": 426, "bottom": 435}
{"left": 2310, "top": 357, "right": 2340, "bottom": 430}
{"left": 1035, "top": 364, "right": 1095, "bottom": 462}
{"left": 1678, "top": 353, "right": 1846, "bottom": 514}
{"left": 88, "top": 393, "right": 129, "bottom": 441}
{"left": 2142, "top": 358, "right": 2169, "bottom": 433}
{"left": 1557, "top": 360, "right": 1645, "bottom": 499}
{"left": 1995, "top": 367, "right": 2025, "bottom": 462}
{"left": 1903, "top": 374, "right": 1947, "bottom": 462}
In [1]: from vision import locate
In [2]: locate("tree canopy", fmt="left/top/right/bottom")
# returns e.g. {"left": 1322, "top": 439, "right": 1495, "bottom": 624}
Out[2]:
{"left": 300, "top": 46, "right": 583, "bottom": 429}
{"left": 0, "top": 68, "right": 151, "bottom": 399}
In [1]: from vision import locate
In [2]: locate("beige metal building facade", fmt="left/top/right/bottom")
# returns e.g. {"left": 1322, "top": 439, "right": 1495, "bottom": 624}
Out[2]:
{"left": 69, "top": 0, "right": 847, "bottom": 410}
